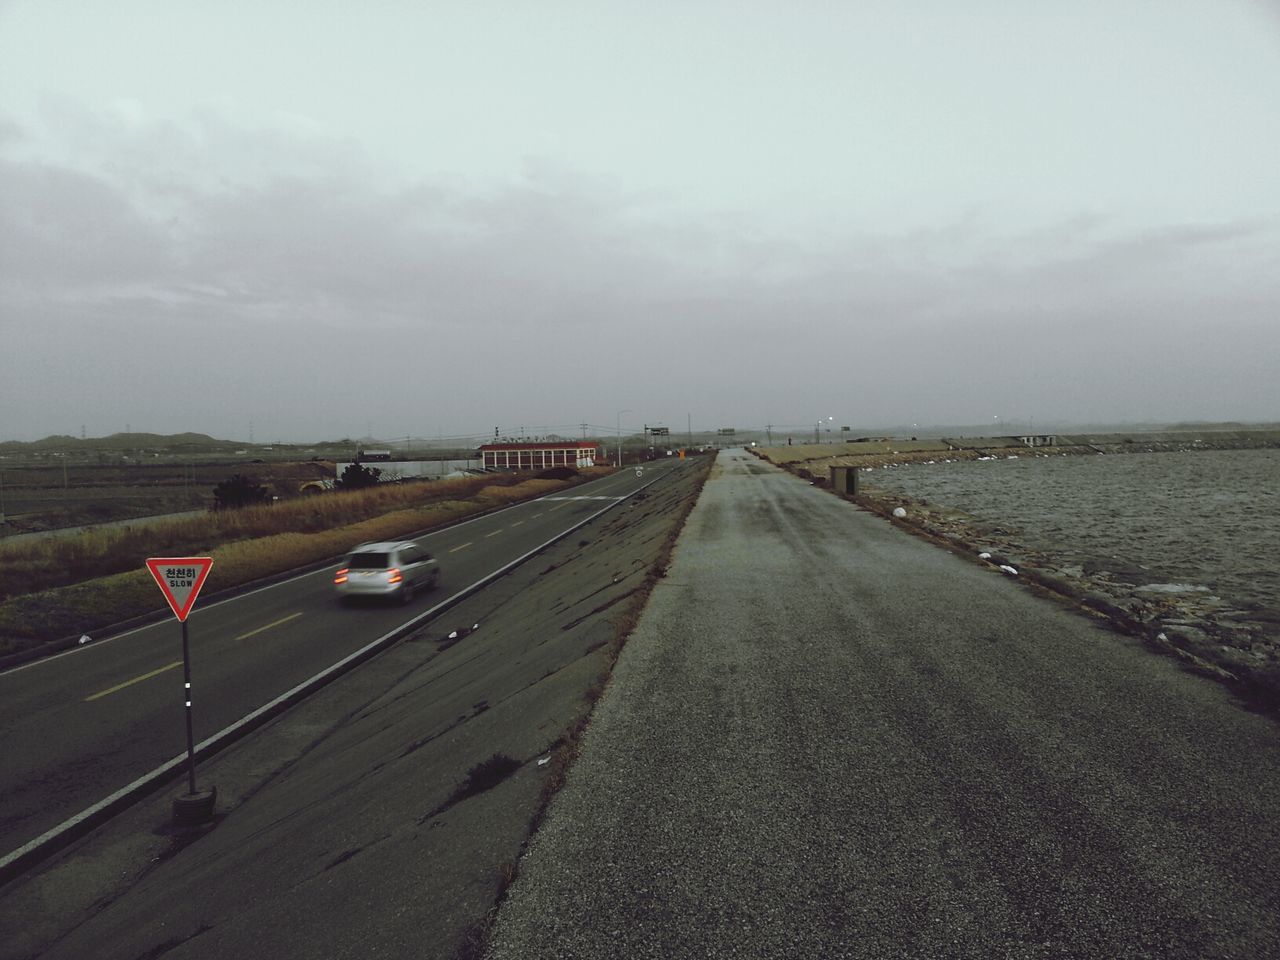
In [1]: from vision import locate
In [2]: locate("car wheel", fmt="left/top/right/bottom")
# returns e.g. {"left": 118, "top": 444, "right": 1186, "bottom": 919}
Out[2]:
{"left": 400, "top": 582, "right": 413, "bottom": 604}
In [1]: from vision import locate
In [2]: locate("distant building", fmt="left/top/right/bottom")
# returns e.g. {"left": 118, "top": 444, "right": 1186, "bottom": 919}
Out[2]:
{"left": 479, "top": 441, "right": 597, "bottom": 471}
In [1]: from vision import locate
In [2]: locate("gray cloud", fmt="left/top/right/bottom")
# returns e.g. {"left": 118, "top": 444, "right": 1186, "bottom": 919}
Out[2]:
{"left": 2, "top": 106, "right": 1277, "bottom": 441}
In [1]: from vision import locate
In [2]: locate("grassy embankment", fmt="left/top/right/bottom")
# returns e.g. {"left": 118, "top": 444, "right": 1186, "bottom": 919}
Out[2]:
{"left": 0, "top": 469, "right": 610, "bottom": 657}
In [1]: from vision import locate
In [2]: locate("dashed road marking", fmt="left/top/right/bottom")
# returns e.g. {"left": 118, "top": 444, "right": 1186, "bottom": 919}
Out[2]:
{"left": 86, "top": 661, "right": 184, "bottom": 702}
{"left": 542, "top": 496, "right": 626, "bottom": 501}
{"left": 235, "top": 612, "right": 303, "bottom": 641}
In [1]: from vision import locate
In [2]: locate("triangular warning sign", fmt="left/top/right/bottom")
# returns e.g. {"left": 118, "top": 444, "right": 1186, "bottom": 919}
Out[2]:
{"left": 146, "top": 557, "right": 214, "bottom": 622}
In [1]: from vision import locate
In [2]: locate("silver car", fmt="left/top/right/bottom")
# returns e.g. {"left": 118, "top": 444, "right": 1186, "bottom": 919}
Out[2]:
{"left": 334, "top": 541, "right": 440, "bottom": 603}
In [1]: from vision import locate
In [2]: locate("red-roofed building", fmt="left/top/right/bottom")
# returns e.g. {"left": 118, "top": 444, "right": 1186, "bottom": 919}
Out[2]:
{"left": 479, "top": 441, "right": 598, "bottom": 471}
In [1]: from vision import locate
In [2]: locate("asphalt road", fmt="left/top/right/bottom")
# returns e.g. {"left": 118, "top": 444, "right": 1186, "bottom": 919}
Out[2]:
{"left": 0, "top": 463, "right": 672, "bottom": 857}
{"left": 486, "top": 448, "right": 1280, "bottom": 959}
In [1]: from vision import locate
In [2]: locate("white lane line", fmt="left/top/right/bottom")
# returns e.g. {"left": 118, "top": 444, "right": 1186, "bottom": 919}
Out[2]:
{"left": 449, "top": 542, "right": 473, "bottom": 553}
{"left": 4, "top": 466, "right": 669, "bottom": 677}
{"left": 541, "top": 496, "right": 626, "bottom": 501}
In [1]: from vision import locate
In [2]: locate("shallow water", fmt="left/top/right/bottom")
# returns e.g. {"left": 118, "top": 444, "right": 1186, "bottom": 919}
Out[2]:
{"left": 865, "top": 448, "right": 1280, "bottom": 613}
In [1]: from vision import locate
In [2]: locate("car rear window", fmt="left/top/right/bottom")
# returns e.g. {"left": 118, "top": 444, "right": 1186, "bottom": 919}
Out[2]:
{"left": 346, "top": 552, "right": 390, "bottom": 569}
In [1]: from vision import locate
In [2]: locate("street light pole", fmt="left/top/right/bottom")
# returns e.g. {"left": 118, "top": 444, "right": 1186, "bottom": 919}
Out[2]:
{"left": 616, "top": 409, "right": 631, "bottom": 467}
{"left": 815, "top": 416, "right": 832, "bottom": 444}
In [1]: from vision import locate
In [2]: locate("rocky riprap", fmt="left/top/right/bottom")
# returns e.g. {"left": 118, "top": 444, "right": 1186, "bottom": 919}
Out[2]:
{"left": 752, "top": 431, "right": 1280, "bottom": 710}
{"left": 851, "top": 487, "right": 1280, "bottom": 711}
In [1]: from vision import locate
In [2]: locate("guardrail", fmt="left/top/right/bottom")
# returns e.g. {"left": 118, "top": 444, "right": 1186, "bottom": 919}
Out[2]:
{"left": 0, "top": 468, "right": 669, "bottom": 887}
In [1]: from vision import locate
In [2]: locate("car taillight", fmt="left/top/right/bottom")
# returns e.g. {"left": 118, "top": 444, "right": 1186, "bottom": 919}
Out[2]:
{"left": 334, "top": 568, "right": 349, "bottom": 584}
{"left": 387, "top": 568, "right": 403, "bottom": 584}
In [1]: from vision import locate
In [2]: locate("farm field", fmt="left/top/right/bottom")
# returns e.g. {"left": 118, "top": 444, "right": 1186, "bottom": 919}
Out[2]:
{"left": 0, "top": 460, "right": 335, "bottom": 535}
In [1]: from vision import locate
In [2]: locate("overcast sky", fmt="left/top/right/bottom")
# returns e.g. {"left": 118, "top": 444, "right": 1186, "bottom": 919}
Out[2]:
{"left": 2, "top": 0, "right": 1278, "bottom": 443}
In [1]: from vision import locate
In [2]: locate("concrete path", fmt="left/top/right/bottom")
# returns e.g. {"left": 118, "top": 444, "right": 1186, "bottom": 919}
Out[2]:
{"left": 487, "top": 448, "right": 1280, "bottom": 959}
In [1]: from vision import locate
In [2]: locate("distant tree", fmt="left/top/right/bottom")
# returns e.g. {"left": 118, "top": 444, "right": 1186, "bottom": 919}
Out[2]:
{"left": 213, "top": 474, "right": 272, "bottom": 509}
{"left": 336, "top": 462, "right": 381, "bottom": 490}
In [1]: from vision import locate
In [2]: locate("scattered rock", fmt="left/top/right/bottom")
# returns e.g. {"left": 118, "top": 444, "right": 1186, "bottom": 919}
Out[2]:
{"left": 1161, "top": 623, "right": 1212, "bottom": 647}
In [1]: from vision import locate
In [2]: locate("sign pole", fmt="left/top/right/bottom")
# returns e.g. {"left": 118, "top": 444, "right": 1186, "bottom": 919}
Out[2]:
{"left": 145, "top": 556, "right": 216, "bottom": 825}
{"left": 181, "top": 617, "right": 197, "bottom": 796}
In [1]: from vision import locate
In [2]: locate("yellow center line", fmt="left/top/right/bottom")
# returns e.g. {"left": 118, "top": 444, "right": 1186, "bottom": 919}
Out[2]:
{"left": 235, "top": 612, "right": 303, "bottom": 641}
{"left": 86, "top": 661, "right": 183, "bottom": 702}
{"left": 449, "top": 542, "right": 473, "bottom": 553}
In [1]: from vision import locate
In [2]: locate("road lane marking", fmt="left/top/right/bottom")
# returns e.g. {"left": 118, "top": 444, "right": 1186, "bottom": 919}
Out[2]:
{"left": 484, "top": 529, "right": 503, "bottom": 538}
{"left": 4, "top": 470, "right": 660, "bottom": 678}
{"left": 542, "top": 496, "right": 626, "bottom": 501}
{"left": 234, "top": 612, "right": 303, "bottom": 641}
{"left": 85, "top": 661, "right": 183, "bottom": 702}
{"left": 449, "top": 542, "right": 473, "bottom": 553}
{"left": 511, "top": 520, "right": 523, "bottom": 526}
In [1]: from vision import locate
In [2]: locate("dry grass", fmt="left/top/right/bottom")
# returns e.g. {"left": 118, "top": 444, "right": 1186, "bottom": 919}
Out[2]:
{"left": 0, "top": 471, "right": 605, "bottom": 654}
{"left": 0, "top": 474, "right": 570, "bottom": 603}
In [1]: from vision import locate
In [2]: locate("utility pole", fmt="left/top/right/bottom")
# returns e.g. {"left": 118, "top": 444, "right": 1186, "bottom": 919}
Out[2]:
{"left": 766, "top": 424, "right": 773, "bottom": 445}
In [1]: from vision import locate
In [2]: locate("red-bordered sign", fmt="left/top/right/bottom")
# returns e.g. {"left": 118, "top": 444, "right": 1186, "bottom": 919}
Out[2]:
{"left": 145, "top": 557, "right": 214, "bottom": 622}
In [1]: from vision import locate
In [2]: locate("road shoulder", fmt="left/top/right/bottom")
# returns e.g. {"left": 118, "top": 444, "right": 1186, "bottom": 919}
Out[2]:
{"left": 0, "top": 459, "right": 712, "bottom": 960}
